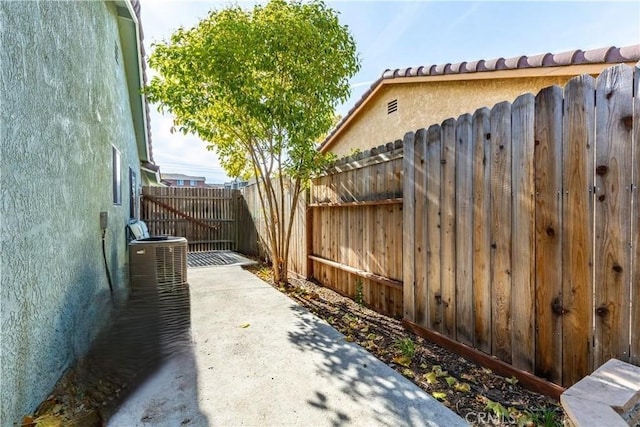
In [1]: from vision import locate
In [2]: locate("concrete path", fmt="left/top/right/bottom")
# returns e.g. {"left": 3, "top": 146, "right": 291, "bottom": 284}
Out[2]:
{"left": 108, "top": 265, "right": 465, "bottom": 427}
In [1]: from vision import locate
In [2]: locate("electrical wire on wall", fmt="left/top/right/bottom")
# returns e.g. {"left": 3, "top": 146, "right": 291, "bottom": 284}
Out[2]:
{"left": 100, "top": 212, "right": 115, "bottom": 303}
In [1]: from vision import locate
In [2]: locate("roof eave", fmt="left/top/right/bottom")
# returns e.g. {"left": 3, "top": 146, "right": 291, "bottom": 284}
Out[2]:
{"left": 114, "top": 1, "right": 156, "bottom": 179}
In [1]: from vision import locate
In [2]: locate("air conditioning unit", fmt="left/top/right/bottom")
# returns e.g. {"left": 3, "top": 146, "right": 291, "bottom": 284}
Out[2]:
{"left": 129, "top": 236, "right": 188, "bottom": 295}
{"left": 129, "top": 236, "right": 190, "bottom": 357}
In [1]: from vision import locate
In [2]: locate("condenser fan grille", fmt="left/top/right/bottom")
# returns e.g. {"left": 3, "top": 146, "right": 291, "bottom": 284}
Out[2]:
{"left": 155, "top": 245, "right": 187, "bottom": 287}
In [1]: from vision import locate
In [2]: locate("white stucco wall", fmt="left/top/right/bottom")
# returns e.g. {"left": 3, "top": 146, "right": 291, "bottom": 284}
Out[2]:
{"left": 1, "top": 1, "right": 141, "bottom": 423}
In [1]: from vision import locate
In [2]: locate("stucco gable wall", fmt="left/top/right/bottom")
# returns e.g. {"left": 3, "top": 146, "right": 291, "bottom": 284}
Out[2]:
{"left": 1, "top": 1, "right": 141, "bottom": 423}
{"left": 329, "top": 75, "right": 574, "bottom": 157}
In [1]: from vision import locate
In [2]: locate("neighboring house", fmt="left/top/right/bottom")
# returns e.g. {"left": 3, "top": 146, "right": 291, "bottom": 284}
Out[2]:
{"left": 1, "top": 1, "right": 159, "bottom": 424}
{"left": 320, "top": 45, "right": 640, "bottom": 157}
{"left": 162, "top": 173, "right": 207, "bottom": 187}
{"left": 224, "top": 178, "right": 249, "bottom": 190}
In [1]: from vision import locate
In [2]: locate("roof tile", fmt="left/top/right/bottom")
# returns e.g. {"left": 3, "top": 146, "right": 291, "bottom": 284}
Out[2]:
{"left": 583, "top": 46, "right": 614, "bottom": 63}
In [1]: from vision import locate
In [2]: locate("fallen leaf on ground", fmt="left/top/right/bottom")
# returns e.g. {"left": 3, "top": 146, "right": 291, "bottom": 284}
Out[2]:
{"left": 239, "top": 323, "right": 250, "bottom": 328}
{"left": 392, "top": 355, "right": 412, "bottom": 367}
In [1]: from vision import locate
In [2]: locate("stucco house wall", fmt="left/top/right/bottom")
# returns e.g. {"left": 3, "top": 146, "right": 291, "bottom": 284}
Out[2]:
{"left": 1, "top": 1, "right": 144, "bottom": 423}
{"left": 329, "top": 75, "right": 572, "bottom": 158}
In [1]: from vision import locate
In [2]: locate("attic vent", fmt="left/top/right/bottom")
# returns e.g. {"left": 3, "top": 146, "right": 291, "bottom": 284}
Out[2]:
{"left": 387, "top": 99, "right": 398, "bottom": 114}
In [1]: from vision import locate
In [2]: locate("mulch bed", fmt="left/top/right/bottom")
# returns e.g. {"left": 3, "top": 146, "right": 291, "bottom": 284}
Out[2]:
{"left": 245, "top": 263, "right": 565, "bottom": 427}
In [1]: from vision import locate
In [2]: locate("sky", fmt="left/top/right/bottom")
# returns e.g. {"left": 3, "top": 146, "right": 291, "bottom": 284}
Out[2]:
{"left": 138, "top": 0, "right": 640, "bottom": 184}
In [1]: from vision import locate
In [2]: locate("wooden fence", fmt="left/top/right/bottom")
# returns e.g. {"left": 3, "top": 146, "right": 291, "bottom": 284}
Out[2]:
{"left": 141, "top": 186, "right": 239, "bottom": 252}
{"left": 231, "top": 63, "right": 639, "bottom": 389}
{"left": 240, "top": 179, "right": 308, "bottom": 277}
{"left": 309, "top": 143, "right": 404, "bottom": 317}
{"left": 403, "top": 64, "right": 638, "bottom": 387}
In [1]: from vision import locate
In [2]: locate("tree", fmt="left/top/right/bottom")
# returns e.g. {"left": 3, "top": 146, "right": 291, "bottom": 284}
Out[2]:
{"left": 146, "top": 0, "right": 360, "bottom": 284}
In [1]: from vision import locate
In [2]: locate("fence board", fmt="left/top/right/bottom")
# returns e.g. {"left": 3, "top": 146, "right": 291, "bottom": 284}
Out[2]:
{"left": 455, "top": 114, "right": 474, "bottom": 346}
{"left": 562, "top": 74, "right": 595, "bottom": 386}
{"left": 533, "top": 85, "right": 564, "bottom": 384}
{"left": 632, "top": 64, "right": 640, "bottom": 366}
{"left": 511, "top": 93, "right": 536, "bottom": 372}
{"left": 490, "top": 101, "right": 513, "bottom": 363}
{"left": 471, "top": 108, "right": 492, "bottom": 354}
{"left": 441, "top": 119, "right": 457, "bottom": 339}
{"left": 426, "top": 124, "right": 443, "bottom": 332}
{"left": 594, "top": 64, "right": 633, "bottom": 368}
{"left": 413, "top": 130, "right": 428, "bottom": 325}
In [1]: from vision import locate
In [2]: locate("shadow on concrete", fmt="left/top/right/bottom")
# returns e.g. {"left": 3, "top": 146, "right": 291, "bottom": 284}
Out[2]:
{"left": 286, "top": 304, "right": 460, "bottom": 427}
{"left": 71, "top": 281, "right": 208, "bottom": 426}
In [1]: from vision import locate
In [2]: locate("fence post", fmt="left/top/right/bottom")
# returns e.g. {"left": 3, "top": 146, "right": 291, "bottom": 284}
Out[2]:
{"left": 402, "top": 131, "right": 416, "bottom": 322}
{"left": 305, "top": 187, "right": 314, "bottom": 280}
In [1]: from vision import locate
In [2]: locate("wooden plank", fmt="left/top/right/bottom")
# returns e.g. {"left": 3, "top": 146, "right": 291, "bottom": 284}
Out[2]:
{"left": 403, "top": 131, "right": 416, "bottom": 321}
{"left": 511, "top": 93, "right": 536, "bottom": 373}
{"left": 441, "top": 118, "right": 457, "bottom": 339}
{"left": 308, "top": 256, "right": 403, "bottom": 289}
{"left": 632, "top": 64, "right": 640, "bottom": 366}
{"left": 308, "top": 198, "right": 403, "bottom": 207}
{"left": 534, "top": 85, "right": 564, "bottom": 385}
{"left": 306, "top": 194, "right": 314, "bottom": 279}
{"left": 323, "top": 148, "right": 404, "bottom": 175}
{"left": 455, "top": 114, "right": 474, "bottom": 346}
{"left": 376, "top": 160, "right": 388, "bottom": 313}
{"left": 392, "top": 157, "right": 404, "bottom": 317}
{"left": 414, "top": 129, "right": 429, "bottom": 326}
{"left": 426, "top": 124, "right": 443, "bottom": 332}
{"left": 490, "top": 101, "right": 513, "bottom": 364}
{"left": 472, "top": 108, "right": 492, "bottom": 354}
{"left": 562, "top": 74, "right": 595, "bottom": 386}
{"left": 403, "top": 320, "right": 566, "bottom": 400}
{"left": 594, "top": 64, "right": 633, "bottom": 368}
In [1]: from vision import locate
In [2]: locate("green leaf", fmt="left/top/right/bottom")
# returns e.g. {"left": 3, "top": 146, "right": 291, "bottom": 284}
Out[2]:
{"left": 423, "top": 372, "right": 437, "bottom": 384}
{"left": 505, "top": 375, "right": 519, "bottom": 385}
{"left": 485, "top": 400, "right": 509, "bottom": 418}
{"left": 240, "top": 323, "right": 250, "bottom": 328}
{"left": 454, "top": 382, "right": 471, "bottom": 393}
{"left": 445, "top": 376, "right": 456, "bottom": 386}
{"left": 392, "top": 355, "right": 412, "bottom": 367}
{"left": 432, "top": 392, "right": 447, "bottom": 401}
{"left": 432, "top": 365, "right": 448, "bottom": 377}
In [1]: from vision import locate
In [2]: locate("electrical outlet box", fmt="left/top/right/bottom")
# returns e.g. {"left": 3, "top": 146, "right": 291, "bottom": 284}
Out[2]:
{"left": 100, "top": 211, "right": 108, "bottom": 230}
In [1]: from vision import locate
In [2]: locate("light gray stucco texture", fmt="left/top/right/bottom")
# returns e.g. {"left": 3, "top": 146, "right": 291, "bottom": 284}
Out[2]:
{"left": 1, "top": 1, "right": 141, "bottom": 424}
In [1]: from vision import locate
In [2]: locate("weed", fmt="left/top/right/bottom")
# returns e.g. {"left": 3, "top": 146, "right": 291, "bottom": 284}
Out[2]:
{"left": 523, "top": 407, "right": 562, "bottom": 427}
{"left": 394, "top": 337, "right": 416, "bottom": 359}
{"left": 355, "top": 279, "right": 364, "bottom": 305}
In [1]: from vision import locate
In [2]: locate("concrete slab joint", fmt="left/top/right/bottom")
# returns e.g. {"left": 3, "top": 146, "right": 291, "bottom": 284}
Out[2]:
{"left": 561, "top": 359, "right": 640, "bottom": 426}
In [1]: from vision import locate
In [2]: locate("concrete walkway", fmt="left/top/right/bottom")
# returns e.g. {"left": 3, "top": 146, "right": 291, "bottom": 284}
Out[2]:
{"left": 108, "top": 265, "right": 465, "bottom": 427}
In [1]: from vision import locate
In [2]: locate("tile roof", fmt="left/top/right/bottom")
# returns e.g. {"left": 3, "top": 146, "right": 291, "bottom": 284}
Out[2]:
{"left": 320, "top": 44, "right": 640, "bottom": 151}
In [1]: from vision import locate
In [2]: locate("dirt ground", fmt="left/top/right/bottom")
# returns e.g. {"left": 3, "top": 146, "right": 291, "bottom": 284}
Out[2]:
{"left": 245, "top": 263, "right": 565, "bottom": 427}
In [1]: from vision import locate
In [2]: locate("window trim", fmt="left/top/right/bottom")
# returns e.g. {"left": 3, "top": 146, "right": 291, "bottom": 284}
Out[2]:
{"left": 129, "top": 167, "right": 137, "bottom": 219}
{"left": 112, "top": 146, "right": 122, "bottom": 205}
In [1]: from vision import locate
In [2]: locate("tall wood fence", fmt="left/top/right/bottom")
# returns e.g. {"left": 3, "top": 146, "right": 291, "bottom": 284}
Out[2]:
{"left": 403, "top": 64, "right": 639, "bottom": 387}
{"left": 233, "top": 63, "right": 639, "bottom": 389}
{"left": 141, "top": 186, "right": 239, "bottom": 252}
{"left": 240, "top": 179, "right": 308, "bottom": 277}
